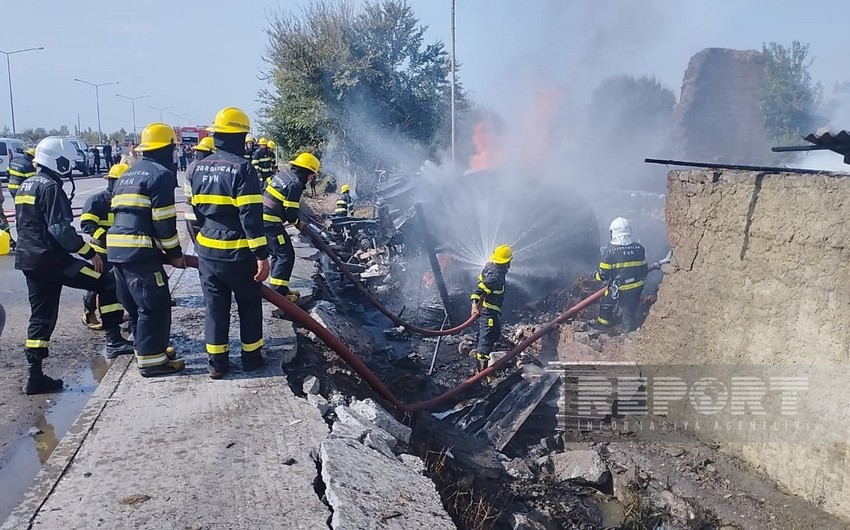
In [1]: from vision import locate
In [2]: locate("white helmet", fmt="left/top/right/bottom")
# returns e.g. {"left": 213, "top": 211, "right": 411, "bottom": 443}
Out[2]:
{"left": 35, "top": 137, "right": 78, "bottom": 176}
{"left": 609, "top": 217, "right": 633, "bottom": 245}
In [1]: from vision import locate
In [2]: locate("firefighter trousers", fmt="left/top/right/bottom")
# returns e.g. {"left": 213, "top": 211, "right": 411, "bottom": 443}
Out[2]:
{"left": 113, "top": 260, "right": 172, "bottom": 368}
{"left": 267, "top": 230, "right": 295, "bottom": 294}
{"left": 598, "top": 286, "right": 643, "bottom": 332}
{"left": 83, "top": 256, "right": 112, "bottom": 313}
{"left": 475, "top": 311, "right": 501, "bottom": 357}
{"left": 24, "top": 259, "right": 124, "bottom": 363}
{"left": 198, "top": 257, "right": 263, "bottom": 358}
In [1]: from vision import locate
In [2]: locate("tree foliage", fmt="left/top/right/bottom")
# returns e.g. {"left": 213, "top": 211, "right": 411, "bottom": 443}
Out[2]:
{"left": 761, "top": 41, "right": 823, "bottom": 144}
{"left": 259, "top": 0, "right": 465, "bottom": 172}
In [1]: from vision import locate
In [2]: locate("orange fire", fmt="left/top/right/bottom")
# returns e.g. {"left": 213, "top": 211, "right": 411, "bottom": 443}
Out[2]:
{"left": 423, "top": 253, "right": 455, "bottom": 287}
{"left": 468, "top": 121, "right": 502, "bottom": 172}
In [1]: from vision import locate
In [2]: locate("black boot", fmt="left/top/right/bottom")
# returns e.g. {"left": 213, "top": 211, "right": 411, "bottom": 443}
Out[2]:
{"left": 24, "top": 360, "right": 63, "bottom": 395}
{"left": 241, "top": 350, "right": 266, "bottom": 372}
{"left": 104, "top": 326, "right": 135, "bottom": 359}
{"left": 208, "top": 354, "right": 230, "bottom": 380}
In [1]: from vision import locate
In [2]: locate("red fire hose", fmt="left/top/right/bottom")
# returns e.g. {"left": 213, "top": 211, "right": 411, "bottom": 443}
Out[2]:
{"left": 184, "top": 254, "right": 604, "bottom": 412}
{"left": 298, "top": 223, "right": 478, "bottom": 337}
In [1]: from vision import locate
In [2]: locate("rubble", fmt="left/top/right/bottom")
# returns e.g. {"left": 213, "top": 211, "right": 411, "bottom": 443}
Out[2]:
{"left": 307, "top": 301, "right": 374, "bottom": 357}
{"left": 302, "top": 375, "right": 320, "bottom": 395}
{"left": 551, "top": 450, "right": 610, "bottom": 486}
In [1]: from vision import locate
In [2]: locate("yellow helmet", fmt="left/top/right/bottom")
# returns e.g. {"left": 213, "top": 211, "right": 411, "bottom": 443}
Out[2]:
{"left": 207, "top": 106, "right": 250, "bottom": 134}
{"left": 341, "top": 184, "right": 350, "bottom": 193}
{"left": 195, "top": 136, "right": 215, "bottom": 152}
{"left": 106, "top": 162, "right": 129, "bottom": 179}
{"left": 267, "top": 140, "right": 276, "bottom": 149}
{"left": 290, "top": 152, "right": 320, "bottom": 174}
{"left": 245, "top": 134, "right": 255, "bottom": 143}
{"left": 258, "top": 137, "right": 268, "bottom": 146}
{"left": 490, "top": 244, "right": 513, "bottom": 264}
{"left": 25, "top": 147, "right": 35, "bottom": 157}
{"left": 137, "top": 123, "right": 177, "bottom": 152}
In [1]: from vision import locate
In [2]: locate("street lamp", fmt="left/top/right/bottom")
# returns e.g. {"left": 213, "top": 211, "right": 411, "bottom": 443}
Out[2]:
{"left": 0, "top": 46, "right": 44, "bottom": 136}
{"left": 116, "top": 94, "right": 150, "bottom": 144}
{"left": 74, "top": 78, "right": 119, "bottom": 144}
{"left": 148, "top": 105, "right": 174, "bottom": 122}
{"left": 167, "top": 112, "right": 190, "bottom": 128}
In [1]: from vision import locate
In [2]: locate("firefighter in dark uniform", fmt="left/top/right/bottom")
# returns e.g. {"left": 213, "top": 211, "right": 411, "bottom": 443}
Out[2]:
{"left": 8, "top": 147, "right": 36, "bottom": 198}
{"left": 593, "top": 217, "right": 648, "bottom": 333}
{"left": 190, "top": 107, "right": 270, "bottom": 379}
{"left": 470, "top": 245, "right": 512, "bottom": 373}
{"left": 267, "top": 140, "right": 277, "bottom": 171}
{"left": 108, "top": 123, "right": 186, "bottom": 378}
{"left": 80, "top": 162, "right": 128, "bottom": 331}
{"left": 244, "top": 134, "right": 256, "bottom": 162}
{"left": 251, "top": 138, "right": 274, "bottom": 185}
{"left": 15, "top": 137, "right": 133, "bottom": 394}
{"left": 183, "top": 136, "right": 215, "bottom": 244}
{"left": 334, "top": 184, "right": 353, "bottom": 216}
{"left": 263, "top": 152, "right": 319, "bottom": 306}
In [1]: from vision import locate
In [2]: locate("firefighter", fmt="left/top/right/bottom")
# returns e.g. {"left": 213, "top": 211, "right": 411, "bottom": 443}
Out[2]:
{"left": 593, "top": 217, "right": 648, "bottom": 333}
{"left": 267, "top": 140, "right": 277, "bottom": 171}
{"left": 263, "top": 152, "right": 319, "bottom": 307}
{"left": 108, "top": 123, "right": 186, "bottom": 378}
{"left": 334, "top": 184, "right": 353, "bottom": 216}
{"left": 15, "top": 137, "right": 133, "bottom": 394}
{"left": 8, "top": 148, "right": 36, "bottom": 198}
{"left": 190, "top": 106, "right": 269, "bottom": 379}
{"left": 183, "top": 136, "right": 215, "bottom": 244}
{"left": 470, "top": 245, "right": 512, "bottom": 373}
{"left": 244, "top": 134, "right": 256, "bottom": 162}
{"left": 79, "top": 162, "right": 128, "bottom": 331}
{"left": 251, "top": 137, "right": 274, "bottom": 185}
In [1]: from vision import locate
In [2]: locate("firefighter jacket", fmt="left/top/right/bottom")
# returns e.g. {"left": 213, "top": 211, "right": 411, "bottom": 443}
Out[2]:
{"left": 252, "top": 147, "right": 275, "bottom": 180}
{"left": 14, "top": 169, "right": 96, "bottom": 271}
{"left": 243, "top": 145, "right": 256, "bottom": 162}
{"left": 106, "top": 158, "right": 183, "bottom": 264}
{"left": 263, "top": 168, "right": 303, "bottom": 236}
{"left": 183, "top": 155, "right": 211, "bottom": 223}
{"left": 334, "top": 192, "right": 352, "bottom": 215}
{"left": 8, "top": 154, "right": 36, "bottom": 198}
{"left": 594, "top": 242, "right": 648, "bottom": 292}
{"left": 80, "top": 190, "right": 113, "bottom": 254}
{"left": 189, "top": 150, "right": 268, "bottom": 262}
{"left": 470, "top": 262, "right": 508, "bottom": 313}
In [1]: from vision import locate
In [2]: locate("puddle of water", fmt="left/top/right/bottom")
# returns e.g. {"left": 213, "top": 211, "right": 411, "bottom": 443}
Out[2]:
{"left": 0, "top": 352, "right": 109, "bottom": 521}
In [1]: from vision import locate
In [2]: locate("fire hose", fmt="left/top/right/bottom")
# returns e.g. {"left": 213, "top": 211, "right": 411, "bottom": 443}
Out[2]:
{"left": 184, "top": 254, "right": 603, "bottom": 413}
{"left": 298, "top": 223, "right": 479, "bottom": 337}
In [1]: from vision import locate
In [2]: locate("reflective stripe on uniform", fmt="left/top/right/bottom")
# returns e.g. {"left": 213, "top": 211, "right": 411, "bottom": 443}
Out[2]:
{"left": 477, "top": 282, "right": 492, "bottom": 294}
{"left": 99, "top": 303, "right": 123, "bottom": 314}
{"left": 192, "top": 194, "right": 262, "bottom": 208}
{"left": 482, "top": 301, "right": 501, "bottom": 312}
{"left": 107, "top": 233, "right": 153, "bottom": 248}
{"left": 195, "top": 233, "right": 267, "bottom": 250}
{"left": 241, "top": 339, "right": 263, "bottom": 352}
{"left": 111, "top": 193, "right": 151, "bottom": 208}
{"left": 206, "top": 343, "right": 228, "bottom": 354}
{"left": 14, "top": 195, "right": 35, "bottom": 205}
{"left": 151, "top": 205, "right": 177, "bottom": 221}
{"left": 263, "top": 213, "right": 283, "bottom": 223}
{"left": 136, "top": 351, "right": 168, "bottom": 368}
{"left": 618, "top": 280, "right": 645, "bottom": 291}
{"left": 80, "top": 213, "right": 101, "bottom": 223}
{"left": 8, "top": 183, "right": 20, "bottom": 190}
{"left": 470, "top": 293, "right": 481, "bottom": 301}
{"left": 600, "top": 260, "right": 647, "bottom": 270}
{"left": 93, "top": 227, "right": 107, "bottom": 240}
{"left": 90, "top": 242, "right": 106, "bottom": 253}
{"left": 26, "top": 339, "right": 49, "bottom": 349}
{"left": 265, "top": 185, "right": 287, "bottom": 203}
{"left": 78, "top": 242, "right": 92, "bottom": 256}
{"left": 269, "top": 276, "right": 289, "bottom": 287}
{"left": 597, "top": 316, "right": 610, "bottom": 325}
{"left": 158, "top": 234, "right": 181, "bottom": 250}
{"left": 236, "top": 195, "right": 262, "bottom": 207}
{"left": 9, "top": 169, "right": 35, "bottom": 178}
{"left": 80, "top": 266, "right": 101, "bottom": 279}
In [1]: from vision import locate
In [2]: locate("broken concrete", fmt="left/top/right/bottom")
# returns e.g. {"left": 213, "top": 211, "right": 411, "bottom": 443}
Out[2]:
{"left": 551, "top": 450, "right": 609, "bottom": 485}
{"left": 349, "top": 398, "right": 412, "bottom": 445}
{"left": 308, "top": 301, "right": 374, "bottom": 357}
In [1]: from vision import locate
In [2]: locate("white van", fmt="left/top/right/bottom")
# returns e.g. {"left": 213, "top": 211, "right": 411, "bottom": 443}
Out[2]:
{"left": 0, "top": 137, "right": 26, "bottom": 182}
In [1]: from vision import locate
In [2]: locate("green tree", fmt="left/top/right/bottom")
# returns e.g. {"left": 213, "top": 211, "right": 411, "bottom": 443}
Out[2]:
{"left": 761, "top": 41, "right": 823, "bottom": 144}
{"left": 260, "top": 0, "right": 464, "bottom": 172}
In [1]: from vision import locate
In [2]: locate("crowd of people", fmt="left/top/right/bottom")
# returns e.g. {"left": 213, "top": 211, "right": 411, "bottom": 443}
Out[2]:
{"left": 4, "top": 103, "right": 654, "bottom": 394}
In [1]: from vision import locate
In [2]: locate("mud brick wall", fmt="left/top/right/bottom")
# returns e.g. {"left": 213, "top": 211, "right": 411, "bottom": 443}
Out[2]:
{"left": 673, "top": 48, "right": 770, "bottom": 165}
{"left": 629, "top": 169, "right": 850, "bottom": 521}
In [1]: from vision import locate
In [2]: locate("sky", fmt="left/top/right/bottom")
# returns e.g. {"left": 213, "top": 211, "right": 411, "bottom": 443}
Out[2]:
{"left": 2, "top": 0, "right": 850, "bottom": 136}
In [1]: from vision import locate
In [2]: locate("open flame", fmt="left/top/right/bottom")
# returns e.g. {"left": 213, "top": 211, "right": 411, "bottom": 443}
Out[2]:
{"left": 468, "top": 121, "right": 502, "bottom": 172}
{"left": 423, "top": 253, "right": 455, "bottom": 287}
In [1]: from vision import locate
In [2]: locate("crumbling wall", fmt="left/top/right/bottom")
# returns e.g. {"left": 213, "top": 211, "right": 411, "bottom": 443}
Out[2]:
{"left": 673, "top": 48, "right": 770, "bottom": 164}
{"left": 630, "top": 169, "right": 850, "bottom": 521}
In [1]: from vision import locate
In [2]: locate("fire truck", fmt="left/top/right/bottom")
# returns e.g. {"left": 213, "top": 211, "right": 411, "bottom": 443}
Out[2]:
{"left": 174, "top": 126, "right": 210, "bottom": 147}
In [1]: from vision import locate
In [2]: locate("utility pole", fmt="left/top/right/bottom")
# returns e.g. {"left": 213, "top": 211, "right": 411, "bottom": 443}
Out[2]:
{"left": 0, "top": 47, "right": 44, "bottom": 136}
{"left": 74, "top": 78, "right": 119, "bottom": 143}
{"left": 450, "top": 0, "right": 456, "bottom": 168}
{"left": 116, "top": 94, "right": 150, "bottom": 143}
{"left": 148, "top": 105, "right": 174, "bottom": 122}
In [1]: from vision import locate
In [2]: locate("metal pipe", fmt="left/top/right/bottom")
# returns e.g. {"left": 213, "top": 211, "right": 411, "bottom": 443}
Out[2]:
{"left": 427, "top": 312, "right": 449, "bottom": 376}
{"left": 450, "top": 0, "right": 456, "bottom": 168}
{"left": 414, "top": 202, "right": 454, "bottom": 325}
{"left": 644, "top": 157, "right": 847, "bottom": 176}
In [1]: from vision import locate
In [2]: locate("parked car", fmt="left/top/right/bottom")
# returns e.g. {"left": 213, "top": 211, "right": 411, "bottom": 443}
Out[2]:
{"left": 64, "top": 137, "right": 95, "bottom": 176}
{"left": 0, "top": 137, "right": 26, "bottom": 182}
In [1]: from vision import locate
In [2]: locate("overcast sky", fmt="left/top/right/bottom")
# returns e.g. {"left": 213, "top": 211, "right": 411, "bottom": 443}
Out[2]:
{"left": 1, "top": 0, "right": 848, "bottom": 135}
